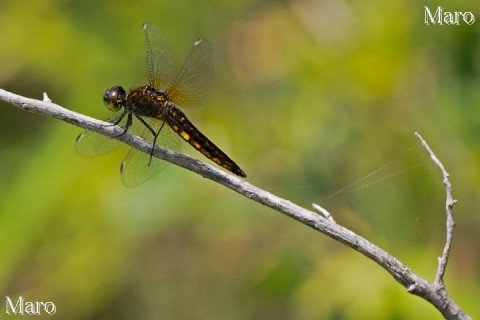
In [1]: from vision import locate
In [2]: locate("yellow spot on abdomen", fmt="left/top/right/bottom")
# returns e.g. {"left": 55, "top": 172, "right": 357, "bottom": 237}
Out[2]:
{"left": 192, "top": 141, "right": 201, "bottom": 149}
{"left": 200, "top": 149, "right": 211, "bottom": 158}
{"left": 181, "top": 132, "right": 191, "bottom": 141}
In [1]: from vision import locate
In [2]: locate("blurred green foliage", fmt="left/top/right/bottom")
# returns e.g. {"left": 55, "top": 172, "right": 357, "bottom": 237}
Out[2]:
{"left": 0, "top": 0, "right": 479, "bottom": 318}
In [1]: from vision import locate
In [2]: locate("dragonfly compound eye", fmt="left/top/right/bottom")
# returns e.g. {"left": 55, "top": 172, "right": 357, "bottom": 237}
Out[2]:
{"left": 103, "top": 86, "right": 126, "bottom": 112}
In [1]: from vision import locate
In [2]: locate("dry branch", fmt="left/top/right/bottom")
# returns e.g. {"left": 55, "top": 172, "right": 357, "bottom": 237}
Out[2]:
{"left": 415, "top": 132, "right": 458, "bottom": 290}
{"left": 0, "top": 88, "right": 472, "bottom": 320}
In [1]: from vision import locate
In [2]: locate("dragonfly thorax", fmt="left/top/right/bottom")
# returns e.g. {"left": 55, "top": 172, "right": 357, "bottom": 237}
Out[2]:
{"left": 125, "top": 85, "right": 169, "bottom": 118}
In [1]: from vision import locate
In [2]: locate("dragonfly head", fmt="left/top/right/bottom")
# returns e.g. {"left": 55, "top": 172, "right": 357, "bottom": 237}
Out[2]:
{"left": 103, "top": 86, "right": 126, "bottom": 112}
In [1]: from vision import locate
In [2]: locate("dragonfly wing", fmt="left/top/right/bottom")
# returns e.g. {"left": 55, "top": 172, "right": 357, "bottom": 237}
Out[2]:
{"left": 166, "top": 38, "right": 214, "bottom": 108}
{"left": 75, "top": 130, "right": 123, "bottom": 157}
{"left": 143, "top": 22, "right": 174, "bottom": 91}
{"left": 75, "top": 114, "right": 128, "bottom": 157}
{"left": 119, "top": 116, "right": 183, "bottom": 187}
{"left": 120, "top": 148, "right": 167, "bottom": 187}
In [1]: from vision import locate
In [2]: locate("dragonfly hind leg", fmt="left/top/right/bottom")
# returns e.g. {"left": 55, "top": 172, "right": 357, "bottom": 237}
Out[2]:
{"left": 134, "top": 114, "right": 167, "bottom": 166}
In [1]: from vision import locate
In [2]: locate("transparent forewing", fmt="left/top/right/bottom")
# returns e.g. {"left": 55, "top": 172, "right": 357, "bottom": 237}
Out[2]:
{"left": 75, "top": 130, "right": 123, "bottom": 157}
{"left": 120, "top": 116, "right": 183, "bottom": 187}
{"left": 143, "top": 22, "right": 175, "bottom": 91}
{"left": 166, "top": 38, "right": 215, "bottom": 108}
{"left": 75, "top": 115, "right": 127, "bottom": 157}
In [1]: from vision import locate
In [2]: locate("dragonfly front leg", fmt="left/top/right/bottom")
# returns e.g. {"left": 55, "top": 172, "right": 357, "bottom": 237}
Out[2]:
{"left": 112, "top": 113, "right": 133, "bottom": 138}
{"left": 111, "top": 110, "right": 128, "bottom": 126}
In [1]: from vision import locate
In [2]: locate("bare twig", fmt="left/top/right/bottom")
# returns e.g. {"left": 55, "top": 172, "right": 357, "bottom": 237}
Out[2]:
{"left": 0, "top": 88, "right": 471, "bottom": 320}
{"left": 415, "top": 132, "right": 458, "bottom": 289}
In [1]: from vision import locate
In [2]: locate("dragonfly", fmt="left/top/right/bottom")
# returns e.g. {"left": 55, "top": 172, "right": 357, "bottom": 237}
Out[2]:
{"left": 75, "top": 22, "right": 246, "bottom": 187}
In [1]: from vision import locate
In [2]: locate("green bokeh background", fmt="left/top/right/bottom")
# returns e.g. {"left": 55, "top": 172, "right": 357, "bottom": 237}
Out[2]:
{"left": 1, "top": 0, "right": 479, "bottom": 318}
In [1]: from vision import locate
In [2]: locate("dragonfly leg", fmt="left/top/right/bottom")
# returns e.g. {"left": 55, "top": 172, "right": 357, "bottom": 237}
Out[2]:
{"left": 112, "top": 113, "right": 133, "bottom": 138}
{"left": 101, "top": 111, "right": 129, "bottom": 138}
{"left": 106, "top": 111, "right": 127, "bottom": 127}
{"left": 134, "top": 114, "right": 161, "bottom": 166}
{"left": 147, "top": 120, "right": 167, "bottom": 165}
{"left": 134, "top": 114, "right": 157, "bottom": 137}
{"left": 111, "top": 111, "right": 128, "bottom": 126}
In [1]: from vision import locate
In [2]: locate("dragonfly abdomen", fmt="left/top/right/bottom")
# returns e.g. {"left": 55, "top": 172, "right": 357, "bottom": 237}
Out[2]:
{"left": 166, "top": 106, "right": 246, "bottom": 177}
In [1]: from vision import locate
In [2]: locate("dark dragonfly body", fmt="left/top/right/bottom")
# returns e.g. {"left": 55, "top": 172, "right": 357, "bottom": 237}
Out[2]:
{"left": 76, "top": 22, "right": 246, "bottom": 187}
{"left": 107, "top": 85, "right": 246, "bottom": 178}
